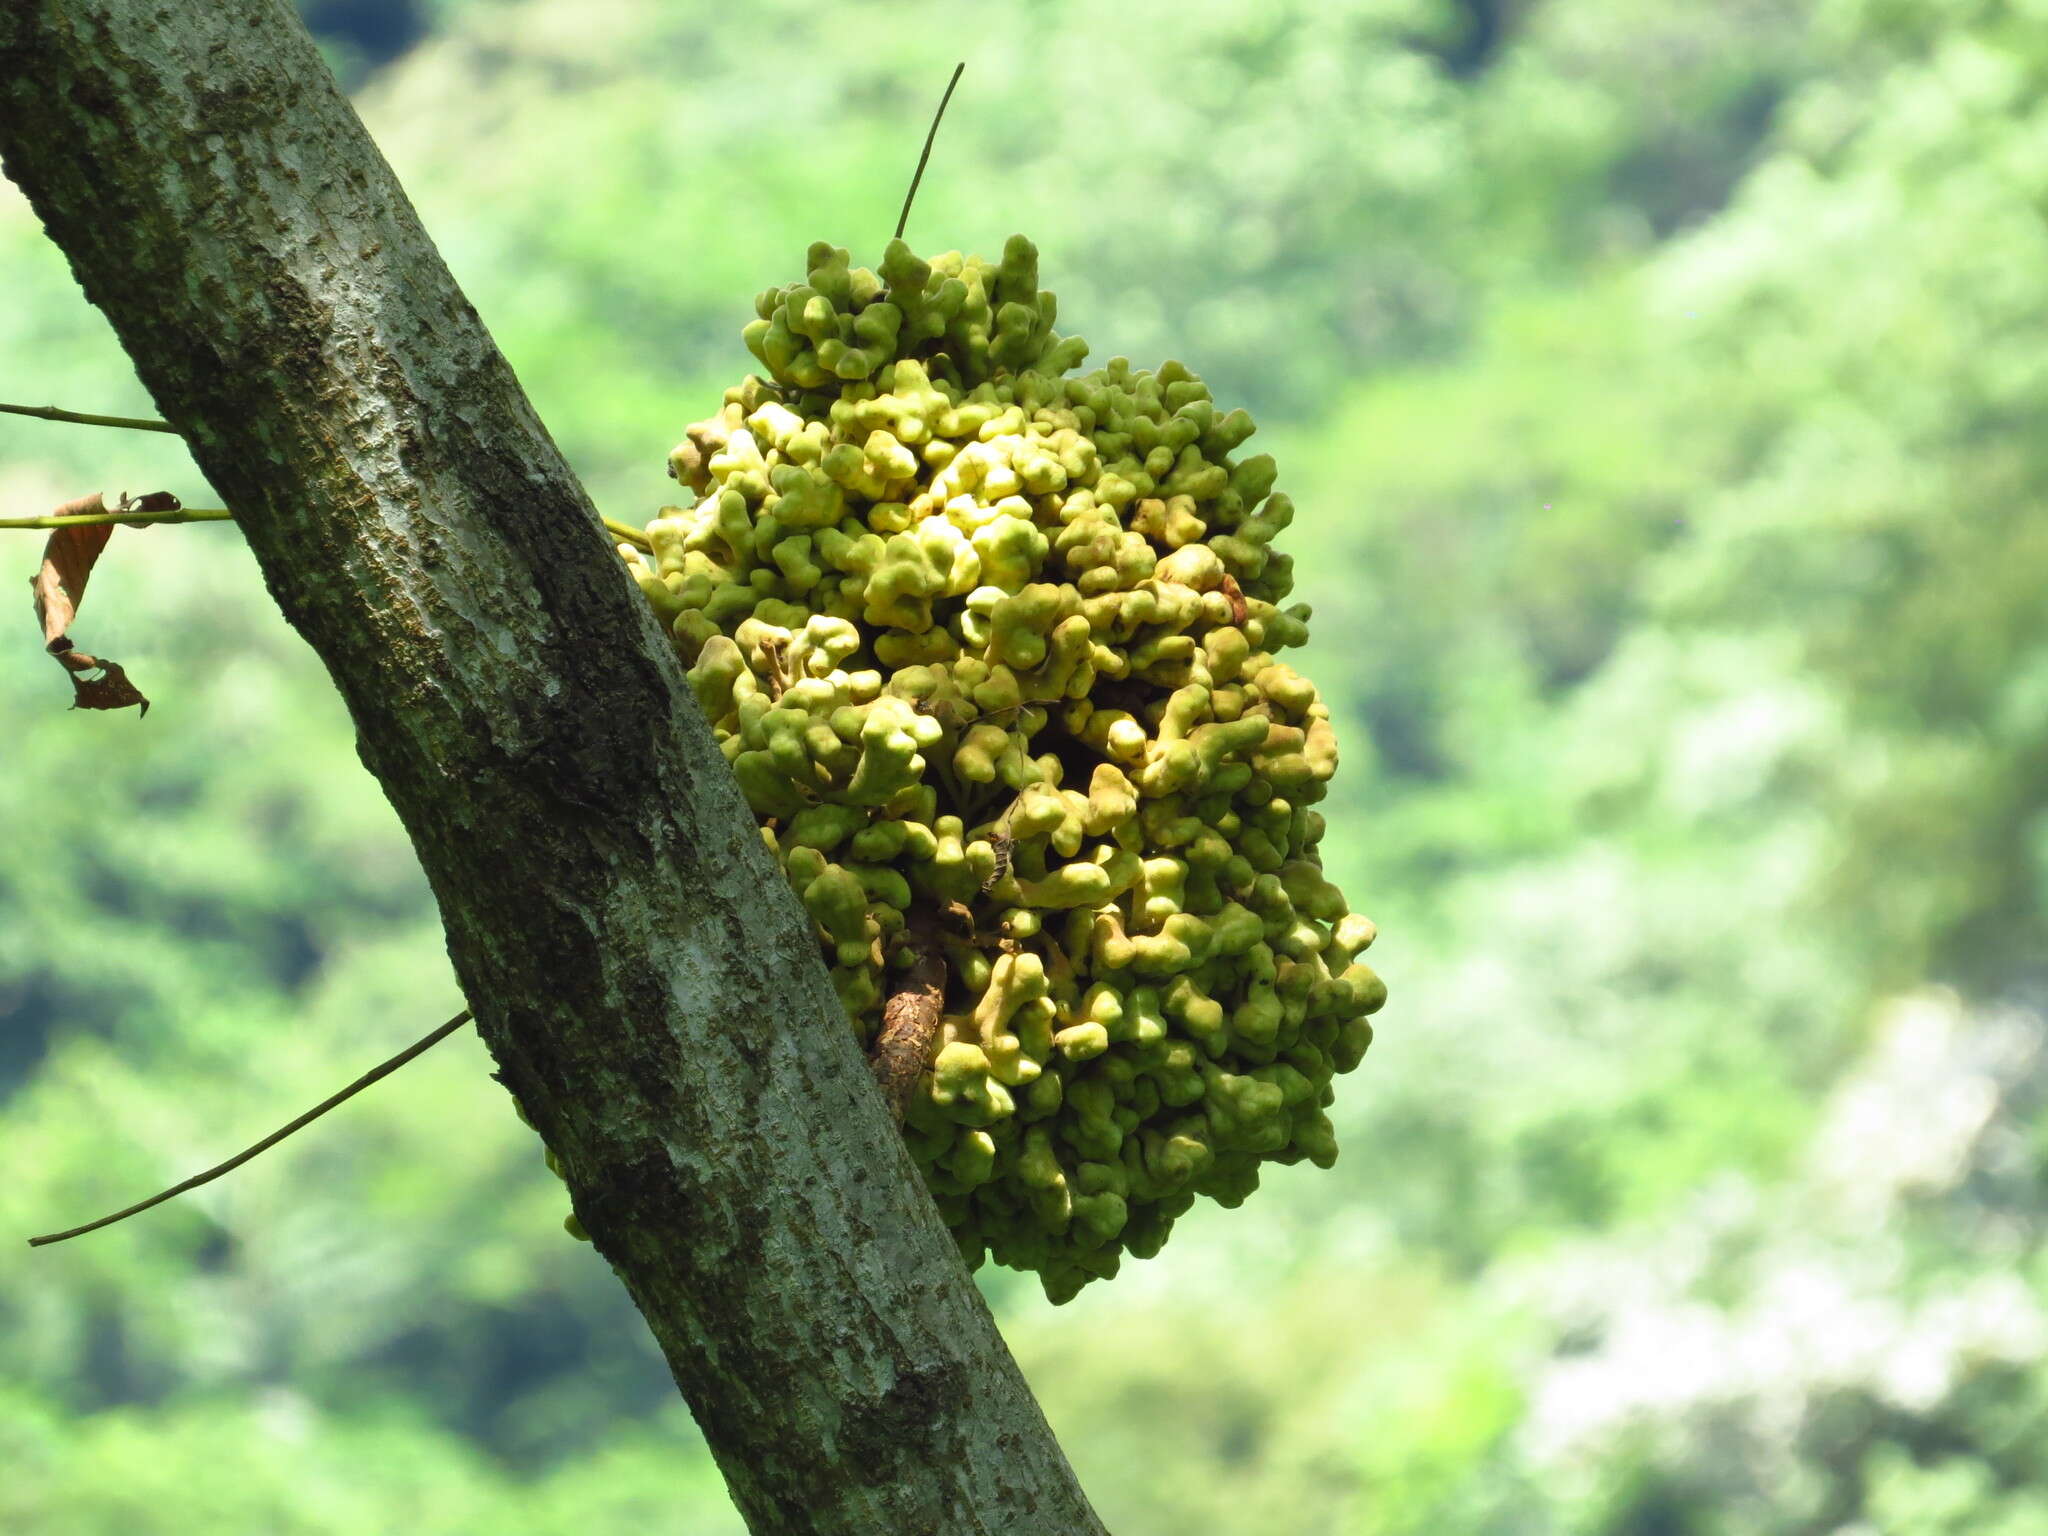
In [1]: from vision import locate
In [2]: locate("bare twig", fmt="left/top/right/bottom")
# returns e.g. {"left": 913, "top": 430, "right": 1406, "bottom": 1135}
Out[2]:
{"left": 28, "top": 1009, "right": 474, "bottom": 1247}
{"left": 1, "top": 505, "right": 230, "bottom": 531}
{"left": 870, "top": 919, "right": 946, "bottom": 1122}
{"left": 0, "top": 400, "right": 177, "bottom": 433}
{"left": 894, "top": 62, "right": 966, "bottom": 243}
{"left": 1, "top": 507, "right": 652, "bottom": 552}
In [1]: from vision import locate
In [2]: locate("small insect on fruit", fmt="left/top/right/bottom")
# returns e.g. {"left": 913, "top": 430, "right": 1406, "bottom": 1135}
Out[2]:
{"left": 981, "top": 830, "right": 1015, "bottom": 894}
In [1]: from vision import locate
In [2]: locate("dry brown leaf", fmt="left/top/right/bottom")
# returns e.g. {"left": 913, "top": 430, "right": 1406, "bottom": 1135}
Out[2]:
{"left": 30, "top": 490, "right": 177, "bottom": 715}
{"left": 52, "top": 648, "right": 151, "bottom": 713}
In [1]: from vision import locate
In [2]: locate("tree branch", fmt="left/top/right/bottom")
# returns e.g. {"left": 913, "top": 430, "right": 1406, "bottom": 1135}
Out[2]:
{"left": 0, "top": 4, "right": 1103, "bottom": 1532}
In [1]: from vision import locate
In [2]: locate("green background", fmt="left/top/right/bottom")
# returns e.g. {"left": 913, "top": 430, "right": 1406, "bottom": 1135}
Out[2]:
{"left": 5, "top": 0, "right": 2047, "bottom": 1530}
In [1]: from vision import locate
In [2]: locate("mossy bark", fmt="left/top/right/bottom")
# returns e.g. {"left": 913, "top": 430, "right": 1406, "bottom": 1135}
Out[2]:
{"left": 0, "top": 5, "right": 1105, "bottom": 1532}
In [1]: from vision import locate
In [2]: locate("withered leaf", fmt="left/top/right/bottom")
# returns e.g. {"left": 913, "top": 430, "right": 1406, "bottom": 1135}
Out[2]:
{"left": 52, "top": 649, "right": 151, "bottom": 714}
{"left": 29, "top": 490, "right": 177, "bottom": 716}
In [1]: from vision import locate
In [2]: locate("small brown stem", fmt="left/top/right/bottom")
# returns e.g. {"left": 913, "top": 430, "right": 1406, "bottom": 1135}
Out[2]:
{"left": 28, "top": 1008, "right": 473, "bottom": 1247}
{"left": 759, "top": 634, "right": 789, "bottom": 701}
{"left": 870, "top": 918, "right": 946, "bottom": 1123}
{"left": 0, "top": 400, "right": 178, "bottom": 433}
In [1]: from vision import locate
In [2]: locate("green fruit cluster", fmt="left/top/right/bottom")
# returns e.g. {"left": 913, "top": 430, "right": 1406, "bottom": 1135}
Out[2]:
{"left": 601, "top": 235, "right": 1383, "bottom": 1302}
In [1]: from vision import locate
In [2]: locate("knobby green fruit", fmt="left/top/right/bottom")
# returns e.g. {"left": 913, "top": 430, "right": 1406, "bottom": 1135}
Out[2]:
{"left": 587, "top": 235, "right": 1382, "bottom": 1301}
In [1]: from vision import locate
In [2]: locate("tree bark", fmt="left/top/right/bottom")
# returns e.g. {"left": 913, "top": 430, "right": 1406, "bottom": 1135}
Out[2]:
{"left": 0, "top": 6, "right": 1106, "bottom": 1533}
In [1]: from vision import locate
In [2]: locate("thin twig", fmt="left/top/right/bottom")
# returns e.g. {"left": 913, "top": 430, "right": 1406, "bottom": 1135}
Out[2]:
{"left": 0, "top": 401, "right": 177, "bottom": 433}
{"left": 0, "top": 507, "right": 653, "bottom": 552}
{"left": 0, "top": 401, "right": 646, "bottom": 548}
{"left": 28, "top": 1009, "right": 474, "bottom": 1247}
{"left": 895, "top": 62, "right": 966, "bottom": 242}
{"left": 0, "top": 506, "right": 232, "bottom": 531}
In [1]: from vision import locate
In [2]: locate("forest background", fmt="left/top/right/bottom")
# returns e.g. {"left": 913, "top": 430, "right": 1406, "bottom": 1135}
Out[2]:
{"left": 4, "top": 1, "right": 2046, "bottom": 1531}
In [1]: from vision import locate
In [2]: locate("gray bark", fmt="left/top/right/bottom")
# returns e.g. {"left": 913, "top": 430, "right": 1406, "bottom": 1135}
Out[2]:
{"left": 0, "top": 5, "right": 1106, "bottom": 1533}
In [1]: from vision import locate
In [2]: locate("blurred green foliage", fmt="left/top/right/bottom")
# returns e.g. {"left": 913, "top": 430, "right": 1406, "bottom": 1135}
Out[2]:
{"left": 2, "top": 0, "right": 2045, "bottom": 1529}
